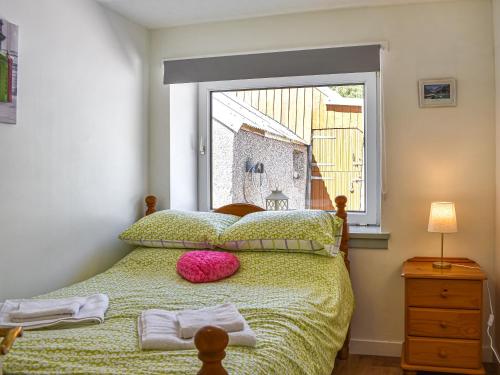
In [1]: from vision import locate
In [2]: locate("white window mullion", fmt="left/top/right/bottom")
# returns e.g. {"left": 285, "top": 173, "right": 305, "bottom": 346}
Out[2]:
{"left": 197, "top": 85, "right": 211, "bottom": 211}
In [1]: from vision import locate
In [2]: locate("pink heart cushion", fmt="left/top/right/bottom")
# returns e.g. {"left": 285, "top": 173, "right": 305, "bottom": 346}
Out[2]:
{"left": 176, "top": 250, "right": 240, "bottom": 283}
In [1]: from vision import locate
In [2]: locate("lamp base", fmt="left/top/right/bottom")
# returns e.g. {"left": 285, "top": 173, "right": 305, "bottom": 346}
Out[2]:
{"left": 433, "top": 261, "right": 452, "bottom": 269}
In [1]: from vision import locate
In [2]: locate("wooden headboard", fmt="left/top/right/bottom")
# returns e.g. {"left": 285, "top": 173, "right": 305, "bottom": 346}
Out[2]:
{"left": 213, "top": 203, "right": 264, "bottom": 217}
{"left": 143, "top": 196, "right": 350, "bottom": 271}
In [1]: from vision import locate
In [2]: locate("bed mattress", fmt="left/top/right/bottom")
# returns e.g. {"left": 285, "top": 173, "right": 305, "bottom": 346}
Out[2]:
{"left": 2, "top": 247, "right": 354, "bottom": 375}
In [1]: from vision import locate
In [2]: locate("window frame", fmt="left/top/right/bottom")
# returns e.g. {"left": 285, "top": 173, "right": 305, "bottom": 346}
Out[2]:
{"left": 198, "top": 72, "right": 380, "bottom": 225}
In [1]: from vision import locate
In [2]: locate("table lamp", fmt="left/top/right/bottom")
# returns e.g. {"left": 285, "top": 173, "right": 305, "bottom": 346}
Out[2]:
{"left": 428, "top": 202, "right": 457, "bottom": 269}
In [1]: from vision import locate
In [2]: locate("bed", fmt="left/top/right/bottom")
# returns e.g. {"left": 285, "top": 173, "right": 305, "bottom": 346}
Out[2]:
{"left": 1, "top": 197, "right": 354, "bottom": 375}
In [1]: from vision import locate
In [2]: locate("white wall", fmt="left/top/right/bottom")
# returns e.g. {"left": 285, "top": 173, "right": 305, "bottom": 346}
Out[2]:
{"left": 169, "top": 83, "right": 198, "bottom": 210}
{"left": 150, "top": 0, "right": 496, "bottom": 356}
{"left": 0, "top": 0, "right": 150, "bottom": 301}
{"left": 149, "top": 57, "right": 170, "bottom": 210}
{"left": 494, "top": 0, "right": 500, "bottom": 352}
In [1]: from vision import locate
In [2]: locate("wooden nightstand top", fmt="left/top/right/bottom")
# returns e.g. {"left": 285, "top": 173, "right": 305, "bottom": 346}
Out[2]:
{"left": 402, "top": 257, "right": 486, "bottom": 280}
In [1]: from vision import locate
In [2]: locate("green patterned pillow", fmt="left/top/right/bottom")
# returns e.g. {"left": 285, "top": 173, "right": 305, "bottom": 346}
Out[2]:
{"left": 218, "top": 210, "right": 343, "bottom": 256}
{"left": 119, "top": 210, "right": 240, "bottom": 249}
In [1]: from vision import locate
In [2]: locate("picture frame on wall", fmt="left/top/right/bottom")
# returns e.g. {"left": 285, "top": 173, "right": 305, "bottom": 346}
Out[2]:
{"left": 0, "top": 17, "right": 18, "bottom": 124}
{"left": 418, "top": 78, "right": 456, "bottom": 108}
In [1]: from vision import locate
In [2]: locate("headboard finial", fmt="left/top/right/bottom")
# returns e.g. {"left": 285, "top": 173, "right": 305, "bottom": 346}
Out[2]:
{"left": 335, "top": 195, "right": 347, "bottom": 205}
{"left": 145, "top": 195, "right": 158, "bottom": 216}
{"left": 335, "top": 195, "right": 348, "bottom": 216}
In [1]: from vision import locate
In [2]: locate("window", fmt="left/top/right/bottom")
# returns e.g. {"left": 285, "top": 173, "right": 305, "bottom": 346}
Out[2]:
{"left": 198, "top": 73, "right": 380, "bottom": 225}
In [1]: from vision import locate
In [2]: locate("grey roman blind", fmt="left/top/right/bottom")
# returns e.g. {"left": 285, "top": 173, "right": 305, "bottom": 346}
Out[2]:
{"left": 163, "top": 45, "right": 380, "bottom": 84}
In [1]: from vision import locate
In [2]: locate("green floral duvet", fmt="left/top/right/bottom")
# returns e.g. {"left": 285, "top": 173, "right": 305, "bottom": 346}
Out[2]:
{"left": 2, "top": 248, "right": 354, "bottom": 375}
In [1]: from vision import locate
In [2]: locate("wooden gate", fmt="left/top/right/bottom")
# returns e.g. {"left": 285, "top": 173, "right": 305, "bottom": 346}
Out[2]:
{"left": 310, "top": 128, "right": 365, "bottom": 211}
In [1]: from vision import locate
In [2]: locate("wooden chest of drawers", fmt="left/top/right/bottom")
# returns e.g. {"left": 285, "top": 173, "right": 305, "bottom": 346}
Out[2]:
{"left": 401, "top": 257, "right": 487, "bottom": 375}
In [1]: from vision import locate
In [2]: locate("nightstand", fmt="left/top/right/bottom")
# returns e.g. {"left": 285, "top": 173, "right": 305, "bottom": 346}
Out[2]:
{"left": 401, "top": 257, "right": 487, "bottom": 375}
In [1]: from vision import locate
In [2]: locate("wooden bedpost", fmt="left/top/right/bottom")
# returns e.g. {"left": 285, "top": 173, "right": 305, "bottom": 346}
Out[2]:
{"left": 194, "top": 326, "right": 229, "bottom": 375}
{"left": 145, "top": 195, "right": 157, "bottom": 216}
{"left": 0, "top": 327, "right": 23, "bottom": 355}
{"left": 334, "top": 195, "right": 350, "bottom": 361}
{"left": 334, "top": 195, "right": 349, "bottom": 272}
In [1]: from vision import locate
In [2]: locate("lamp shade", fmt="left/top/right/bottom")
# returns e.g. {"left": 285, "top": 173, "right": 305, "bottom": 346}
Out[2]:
{"left": 428, "top": 202, "right": 457, "bottom": 233}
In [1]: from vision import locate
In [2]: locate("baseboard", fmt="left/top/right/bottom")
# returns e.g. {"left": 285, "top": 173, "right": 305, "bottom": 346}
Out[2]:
{"left": 350, "top": 339, "right": 493, "bottom": 362}
{"left": 483, "top": 346, "right": 493, "bottom": 362}
{"left": 350, "top": 338, "right": 402, "bottom": 357}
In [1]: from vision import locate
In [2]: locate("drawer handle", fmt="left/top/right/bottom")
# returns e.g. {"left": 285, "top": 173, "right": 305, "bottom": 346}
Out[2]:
{"left": 439, "top": 321, "right": 448, "bottom": 329}
{"left": 438, "top": 349, "right": 448, "bottom": 358}
{"left": 440, "top": 289, "right": 449, "bottom": 298}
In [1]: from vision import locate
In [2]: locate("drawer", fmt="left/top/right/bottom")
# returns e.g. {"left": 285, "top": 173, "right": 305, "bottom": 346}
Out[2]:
{"left": 408, "top": 307, "right": 481, "bottom": 339}
{"left": 406, "top": 337, "right": 481, "bottom": 369}
{"left": 406, "top": 279, "right": 482, "bottom": 309}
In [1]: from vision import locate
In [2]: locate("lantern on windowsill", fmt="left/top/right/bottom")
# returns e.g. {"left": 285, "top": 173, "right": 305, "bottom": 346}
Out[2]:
{"left": 265, "top": 189, "right": 289, "bottom": 211}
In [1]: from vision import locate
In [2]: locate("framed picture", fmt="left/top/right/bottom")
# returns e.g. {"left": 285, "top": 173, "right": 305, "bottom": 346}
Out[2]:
{"left": 0, "top": 18, "right": 18, "bottom": 124}
{"left": 418, "top": 78, "right": 456, "bottom": 108}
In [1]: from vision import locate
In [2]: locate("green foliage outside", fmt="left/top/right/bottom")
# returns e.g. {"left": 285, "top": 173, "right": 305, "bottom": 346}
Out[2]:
{"left": 0, "top": 53, "right": 8, "bottom": 102}
{"left": 331, "top": 85, "right": 364, "bottom": 99}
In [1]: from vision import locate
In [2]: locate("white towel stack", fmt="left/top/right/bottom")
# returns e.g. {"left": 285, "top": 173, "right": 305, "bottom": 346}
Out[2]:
{"left": 0, "top": 294, "right": 109, "bottom": 329}
{"left": 138, "top": 303, "right": 256, "bottom": 350}
{"left": 177, "top": 303, "right": 245, "bottom": 339}
{"left": 9, "top": 300, "right": 82, "bottom": 322}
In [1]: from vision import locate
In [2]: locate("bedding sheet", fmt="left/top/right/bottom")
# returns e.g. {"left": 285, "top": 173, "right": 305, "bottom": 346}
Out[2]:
{"left": 2, "top": 248, "right": 354, "bottom": 375}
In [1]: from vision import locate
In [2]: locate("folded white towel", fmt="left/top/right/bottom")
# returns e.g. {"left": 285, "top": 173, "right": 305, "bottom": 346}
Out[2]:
{"left": 177, "top": 303, "right": 245, "bottom": 339}
{"left": 9, "top": 300, "right": 82, "bottom": 322}
{"left": 138, "top": 309, "right": 256, "bottom": 350}
{"left": 0, "top": 294, "right": 109, "bottom": 330}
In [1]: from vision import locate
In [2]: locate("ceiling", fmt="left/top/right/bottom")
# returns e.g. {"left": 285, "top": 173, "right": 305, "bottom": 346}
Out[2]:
{"left": 97, "top": 0, "right": 452, "bottom": 29}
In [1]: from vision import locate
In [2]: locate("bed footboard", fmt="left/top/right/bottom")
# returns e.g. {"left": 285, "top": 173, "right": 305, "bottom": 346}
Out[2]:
{"left": 0, "top": 327, "right": 23, "bottom": 355}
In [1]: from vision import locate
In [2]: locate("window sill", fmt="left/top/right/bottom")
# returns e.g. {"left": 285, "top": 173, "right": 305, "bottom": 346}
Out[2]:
{"left": 348, "top": 226, "right": 390, "bottom": 249}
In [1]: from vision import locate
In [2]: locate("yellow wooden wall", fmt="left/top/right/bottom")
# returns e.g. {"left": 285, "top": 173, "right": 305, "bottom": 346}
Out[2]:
{"left": 230, "top": 87, "right": 365, "bottom": 211}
